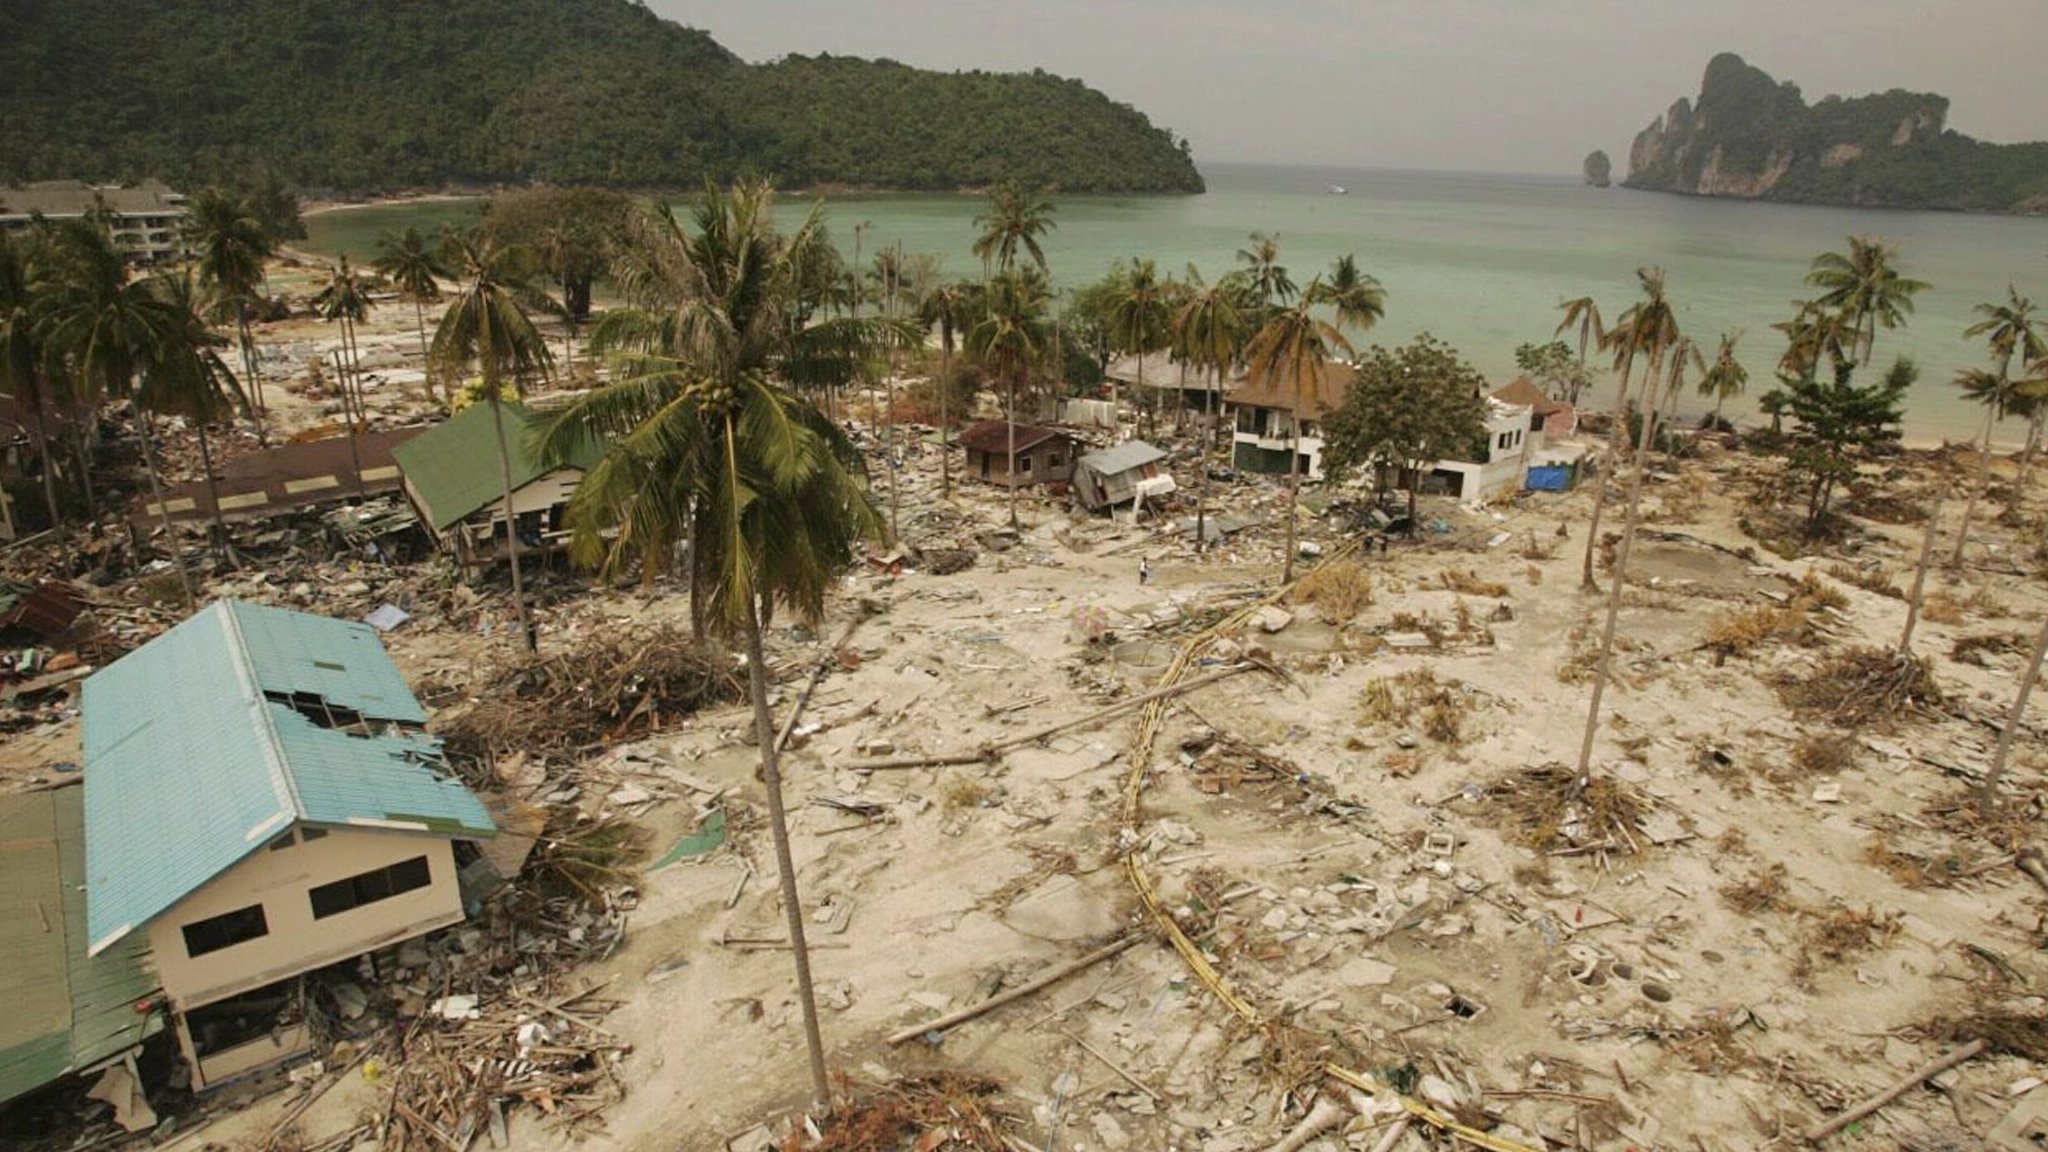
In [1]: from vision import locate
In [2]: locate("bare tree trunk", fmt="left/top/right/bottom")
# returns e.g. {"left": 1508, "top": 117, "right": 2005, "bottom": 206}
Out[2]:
{"left": 1195, "top": 366, "right": 1213, "bottom": 552}
{"left": 34, "top": 408, "right": 60, "bottom": 531}
{"left": 1978, "top": 607, "right": 2048, "bottom": 819}
{"left": 1952, "top": 405, "right": 1996, "bottom": 569}
{"left": 743, "top": 601, "right": 833, "bottom": 1112}
{"left": 237, "top": 304, "right": 268, "bottom": 446}
{"left": 1574, "top": 369, "right": 1663, "bottom": 779}
{"left": 413, "top": 297, "right": 431, "bottom": 380}
{"left": 2018, "top": 410, "right": 2043, "bottom": 498}
{"left": 72, "top": 424, "right": 98, "bottom": 520}
{"left": 1580, "top": 358, "right": 1633, "bottom": 590}
{"left": 885, "top": 372, "right": 899, "bottom": 546}
{"left": 939, "top": 337, "right": 952, "bottom": 500}
{"left": 1006, "top": 377, "right": 1020, "bottom": 532}
{"left": 1283, "top": 389, "right": 1301, "bottom": 585}
{"left": 135, "top": 404, "right": 196, "bottom": 610}
{"left": 1899, "top": 488, "right": 1942, "bottom": 654}
{"left": 196, "top": 420, "right": 234, "bottom": 566}
{"left": 488, "top": 393, "right": 535, "bottom": 653}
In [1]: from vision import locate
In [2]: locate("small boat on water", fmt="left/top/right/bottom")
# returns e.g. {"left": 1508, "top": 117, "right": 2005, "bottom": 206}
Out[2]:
{"left": 1326, "top": 183, "right": 1348, "bottom": 195}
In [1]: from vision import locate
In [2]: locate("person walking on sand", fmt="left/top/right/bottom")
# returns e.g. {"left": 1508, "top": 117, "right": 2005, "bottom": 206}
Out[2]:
{"left": 1139, "top": 559, "right": 1152, "bottom": 586}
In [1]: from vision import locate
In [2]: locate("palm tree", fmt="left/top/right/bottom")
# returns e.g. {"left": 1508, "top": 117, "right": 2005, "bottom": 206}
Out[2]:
{"left": 313, "top": 255, "right": 372, "bottom": 430}
{"left": 0, "top": 230, "right": 65, "bottom": 528}
{"left": 374, "top": 226, "right": 447, "bottom": 383}
{"left": 1173, "top": 268, "right": 1246, "bottom": 551}
{"left": 429, "top": 228, "right": 556, "bottom": 652}
{"left": 536, "top": 181, "right": 887, "bottom": 1112}
{"left": 38, "top": 221, "right": 199, "bottom": 602}
{"left": 2018, "top": 366, "right": 2048, "bottom": 494}
{"left": 1582, "top": 267, "right": 1680, "bottom": 590}
{"left": 1805, "top": 236, "right": 1929, "bottom": 366}
{"left": 1697, "top": 329, "right": 1748, "bottom": 427}
{"left": 917, "top": 276, "right": 976, "bottom": 500}
{"left": 1774, "top": 299, "right": 1856, "bottom": 381}
{"left": 1317, "top": 254, "right": 1386, "bottom": 334}
{"left": 184, "top": 188, "right": 275, "bottom": 442}
{"left": 1243, "top": 279, "right": 1353, "bottom": 584}
{"left": 967, "top": 270, "right": 1049, "bottom": 531}
{"left": 1953, "top": 289, "right": 2048, "bottom": 567}
{"left": 971, "top": 181, "right": 1056, "bottom": 278}
{"left": 1555, "top": 295, "right": 1606, "bottom": 403}
{"left": 1105, "top": 258, "right": 1170, "bottom": 438}
{"left": 144, "top": 271, "right": 249, "bottom": 562}
{"left": 1659, "top": 335, "right": 1704, "bottom": 428}
{"left": 1235, "top": 231, "right": 1296, "bottom": 322}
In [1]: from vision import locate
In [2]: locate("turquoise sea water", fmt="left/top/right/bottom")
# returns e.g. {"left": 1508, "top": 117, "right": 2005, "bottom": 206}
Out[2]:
{"left": 304, "top": 163, "right": 2048, "bottom": 444}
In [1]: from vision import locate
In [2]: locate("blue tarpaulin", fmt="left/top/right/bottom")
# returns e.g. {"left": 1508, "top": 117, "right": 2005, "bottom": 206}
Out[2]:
{"left": 1527, "top": 465, "right": 1572, "bottom": 491}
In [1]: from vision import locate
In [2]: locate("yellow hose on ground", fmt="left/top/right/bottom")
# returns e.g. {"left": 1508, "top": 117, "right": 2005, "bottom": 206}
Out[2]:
{"left": 1116, "top": 547, "right": 1543, "bottom": 1152}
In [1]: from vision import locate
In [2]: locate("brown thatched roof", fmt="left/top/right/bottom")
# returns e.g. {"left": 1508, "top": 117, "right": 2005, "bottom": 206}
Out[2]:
{"left": 1223, "top": 360, "right": 1355, "bottom": 419}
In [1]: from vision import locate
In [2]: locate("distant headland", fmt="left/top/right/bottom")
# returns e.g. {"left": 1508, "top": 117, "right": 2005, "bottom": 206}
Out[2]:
{"left": 1619, "top": 53, "right": 2048, "bottom": 214}
{"left": 0, "top": 0, "right": 1204, "bottom": 197}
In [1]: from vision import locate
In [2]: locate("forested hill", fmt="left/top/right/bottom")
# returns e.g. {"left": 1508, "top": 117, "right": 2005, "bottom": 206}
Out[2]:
{"left": 1622, "top": 53, "right": 2048, "bottom": 213}
{"left": 0, "top": 0, "right": 1205, "bottom": 195}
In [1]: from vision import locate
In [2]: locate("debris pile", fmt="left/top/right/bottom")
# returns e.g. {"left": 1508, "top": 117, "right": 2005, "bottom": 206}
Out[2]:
{"left": 439, "top": 625, "right": 741, "bottom": 764}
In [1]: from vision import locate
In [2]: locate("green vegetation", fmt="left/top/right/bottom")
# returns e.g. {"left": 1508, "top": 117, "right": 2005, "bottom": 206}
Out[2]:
{"left": 1321, "top": 334, "right": 1489, "bottom": 530}
{"left": 1625, "top": 53, "right": 2048, "bottom": 213}
{"left": 0, "top": 0, "right": 1203, "bottom": 196}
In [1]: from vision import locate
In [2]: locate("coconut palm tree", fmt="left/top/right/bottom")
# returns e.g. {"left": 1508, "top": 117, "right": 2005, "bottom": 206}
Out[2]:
{"left": 917, "top": 276, "right": 976, "bottom": 500}
{"left": 967, "top": 269, "right": 1050, "bottom": 531}
{"left": 184, "top": 187, "right": 275, "bottom": 442}
{"left": 1659, "top": 335, "right": 1705, "bottom": 428}
{"left": 541, "top": 181, "right": 901, "bottom": 607}
{"left": 0, "top": 230, "right": 65, "bottom": 528}
{"left": 1173, "top": 268, "right": 1246, "bottom": 551}
{"left": 1805, "top": 236, "right": 1929, "bottom": 366}
{"left": 1952, "top": 289, "right": 2048, "bottom": 567}
{"left": 1555, "top": 296, "right": 1606, "bottom": 397}
{"left": 1774, "top": 300, "right": 1856, "bottom": 382}
{"left": 1697, "top": 329, "right": 1748, "bottom": 427}
{"left": 1317, "top": 254, "right": 1386, "bottom": 335}
{"left": 971, "top": 181, "right": 1055, "bottom": 278}
{"left": 535, "top": 180, "right": 886, "bottom": 1113}
{"left": 38, "top": 220, "right": 201, "bottom": 602}
{"left": 1105, "top": 258, "right": 1170, "bottom": 438}
{"left": 429, "top": 228, "right": 556, "bottom": 652}
{"left": 144, "top": 271, "right": 249, "bottom": 562}
{"left": 1581, "top": 267, "right": 1680, "bottom": 590}
{"left": 1243, "top": 279, "right": 1353, "bottom": 584}
{"left": 313, "top": 255, "right": 372, "bottom": 430}
{"left": 1235, "top": 231, "right": 1295, "bottom": 323}
{"left": 374, "top": 226, "right": 447, "bottom": 382}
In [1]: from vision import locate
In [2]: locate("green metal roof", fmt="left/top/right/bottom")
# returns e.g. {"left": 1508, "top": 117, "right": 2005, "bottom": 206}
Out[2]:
{"left": 82, "top": 601, "right": 494, "bottom": 956}
{"left": 0, "top": 786, "right": 161, "bottom": 1106}
{"left": 391, "top": 400, "right": 598, "bottom": 531}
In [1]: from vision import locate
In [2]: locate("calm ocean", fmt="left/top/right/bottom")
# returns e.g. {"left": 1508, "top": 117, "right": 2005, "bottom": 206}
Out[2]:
{"left": 305, "top": 162, "right": 2048, "bottom": 444}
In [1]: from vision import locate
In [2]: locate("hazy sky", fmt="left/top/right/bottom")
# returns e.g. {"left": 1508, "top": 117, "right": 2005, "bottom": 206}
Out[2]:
{"left": 651, "top": 0, "right": 2046, "bottom": 174}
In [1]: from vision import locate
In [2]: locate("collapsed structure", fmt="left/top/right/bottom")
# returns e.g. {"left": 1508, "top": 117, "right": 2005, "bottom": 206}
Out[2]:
{"left": 81, "top": 601, "right": 494, "bottom": 1090}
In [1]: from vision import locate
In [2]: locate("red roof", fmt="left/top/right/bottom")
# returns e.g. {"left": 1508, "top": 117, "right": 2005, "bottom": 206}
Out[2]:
{"left": 1491, "top": 376, "right": 1574, "bottom": 417}
{"left": 956, "top": 421, "right": 1066, "bottom": 456}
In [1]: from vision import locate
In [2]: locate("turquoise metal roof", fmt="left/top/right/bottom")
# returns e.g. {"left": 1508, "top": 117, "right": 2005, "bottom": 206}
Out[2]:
{"left": 82, "top": 601, "right": 493, "bottom": 955}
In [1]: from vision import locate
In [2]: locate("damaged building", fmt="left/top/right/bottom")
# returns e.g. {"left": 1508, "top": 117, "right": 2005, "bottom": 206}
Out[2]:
{"left": 81, "top": 600, "right": 495, "bottom": 1090}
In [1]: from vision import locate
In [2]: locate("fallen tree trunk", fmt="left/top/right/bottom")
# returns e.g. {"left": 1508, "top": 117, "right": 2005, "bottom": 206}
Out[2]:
{"left": 884, "top": 936, "right": 1136, "bottom": 1045}
{"left": 859, "top": 663, "right": 1267, "bottom": 771}
{"left": 1801, "top": 1038, "right": 1986, "bottom": 1143}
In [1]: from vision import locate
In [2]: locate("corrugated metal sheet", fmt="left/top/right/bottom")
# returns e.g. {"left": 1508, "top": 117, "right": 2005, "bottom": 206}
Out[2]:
{"left": 82, "top": 602, "right": 493, "bottom": 955}
{"left": 392, "top": 402, "right": 596, "bottom": 531}
{"left": 0, "top": 786, "right": 161, "bottom": 1106}
{"left": 1076, "top": 440, "right": 1168, "bottom": 477}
